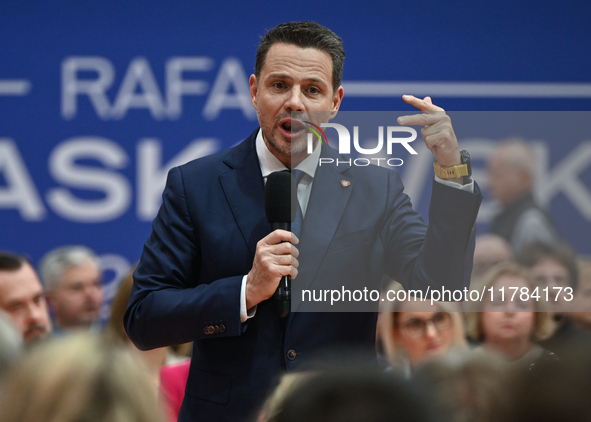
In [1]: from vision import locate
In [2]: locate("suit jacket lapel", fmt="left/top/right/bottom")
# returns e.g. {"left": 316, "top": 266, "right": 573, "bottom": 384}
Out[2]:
{"left": 219, "top": 130, "right": 270, "bottom": 257}
{"left": 291, "top": 145, "right": 353, "bottom": 310}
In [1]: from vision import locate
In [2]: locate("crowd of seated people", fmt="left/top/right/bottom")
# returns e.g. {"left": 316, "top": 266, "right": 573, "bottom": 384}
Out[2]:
{"left": 1, "top": 233, "right": 590, "bottom": 422}
{"left": 0, "top": 248, "right": 191, "bottom": 422}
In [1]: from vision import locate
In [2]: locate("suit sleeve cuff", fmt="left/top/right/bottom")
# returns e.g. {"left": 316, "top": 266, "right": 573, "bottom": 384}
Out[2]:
{"left": 434, "top": 175, "right": 474, "bottom": 193}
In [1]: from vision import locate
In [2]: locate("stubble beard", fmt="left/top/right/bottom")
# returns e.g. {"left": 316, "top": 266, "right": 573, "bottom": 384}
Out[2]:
{"left": 258, "top": 109, "right": 308, "bottom": 165}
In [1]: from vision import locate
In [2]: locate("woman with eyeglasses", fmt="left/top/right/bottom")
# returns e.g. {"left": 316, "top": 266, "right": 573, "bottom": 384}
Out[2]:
{"left": 380, "top": 282, "right": 467, "bottom": 374}
{"left": 465, "top": 262, "right": 556, "bottom": 368}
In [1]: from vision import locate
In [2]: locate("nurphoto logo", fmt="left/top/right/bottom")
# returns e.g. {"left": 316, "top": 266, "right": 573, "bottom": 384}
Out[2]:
{"left": 304, "top": 121, "right": 419, "bottom": 167}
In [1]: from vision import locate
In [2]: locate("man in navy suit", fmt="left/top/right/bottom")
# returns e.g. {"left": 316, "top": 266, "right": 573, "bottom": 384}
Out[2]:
{"left": 125, "top": 21, "right": 482, "bottom": 421}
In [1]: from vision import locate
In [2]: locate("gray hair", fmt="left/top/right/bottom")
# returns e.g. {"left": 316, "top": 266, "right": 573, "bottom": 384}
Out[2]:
{"left": 39, "top": 246, "right": 100, "bottom": 292}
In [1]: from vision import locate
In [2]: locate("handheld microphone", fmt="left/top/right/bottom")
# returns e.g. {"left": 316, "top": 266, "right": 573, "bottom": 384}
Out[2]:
{"left": 264, "top": 171, "right": 297, "bottom": 318}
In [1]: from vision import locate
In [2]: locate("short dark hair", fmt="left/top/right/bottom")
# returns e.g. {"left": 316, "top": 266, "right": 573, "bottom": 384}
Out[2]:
{"left": 516, "top": 241, "right": 579, "bottom": 290}
{"left": 255, "top": 21, "right": 345, "bottom": 93}
{"left": 0, "top": 252, "right": 28, "bottom": 272}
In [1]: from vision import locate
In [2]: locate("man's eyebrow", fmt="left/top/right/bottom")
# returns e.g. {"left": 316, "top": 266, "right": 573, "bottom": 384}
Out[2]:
{"left": 267, "top": 73, "right": 327, "bottom": 86}
{"left": 305, "top": 77, "right": 327, "bottom": 86}
{"left": 5, "top": 298, "right": 22, "bottom": 307}
{"left": 267, "top": 73, "right": 292, "bottom": 80}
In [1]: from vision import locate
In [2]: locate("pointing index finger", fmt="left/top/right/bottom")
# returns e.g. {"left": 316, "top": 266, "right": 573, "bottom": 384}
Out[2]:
{"left": 397, "top": 95, "right": 445, "bottom": 126}
{"left": 401, "top": 95, "right": 441, "bottom": 112}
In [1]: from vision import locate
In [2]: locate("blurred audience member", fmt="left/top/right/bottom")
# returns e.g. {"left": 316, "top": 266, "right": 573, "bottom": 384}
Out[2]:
{"left": 517, "top": 241, "right": 577, "bottom": 314}
{"left": 466, "top": 263, "right": 556, "bottom": 368}
{"left": 517, "top": 241, "right": 591, "bottom": 352}
{"left": 0, "top": 311, "right": 22, "bottom": 379}
{"left": 497, "top": 347, "right": 591, "bottom": 422}
{"left": 472, "top": 233, "right": 513, "bottom": 281}
{"left": 382, "top": 282, "right": 467, "bottom": 374}
{"left": 109, "top": 266, "right": 190, "bottom": 422}
{"left": 570, "top": 260, "right": 591, "bottom": 331}
{"left": 0, "top": 332, "right": 164, "bottom": 422}
{"left": 260, "top": 366, "right": 436, "bottom": 422}
{"left": 488, "top": 140, "right": 558, "bottom": 254}
{"left": 0, "top": 252, "right": 52, "bottom": 343}
{"left": 39, "top": 246, "right": 103, "bottom": 333}
{"left": 256, "top": 372, "right": 316, "bottom": 422}
{"left": 414, "top": 349, "right": 510, "bottom": 422}
{"left": 108, "top": 265, "right": 167, "bottom": 389}
{"left": 159, "top": 360, "right": 191, "bottom": 422}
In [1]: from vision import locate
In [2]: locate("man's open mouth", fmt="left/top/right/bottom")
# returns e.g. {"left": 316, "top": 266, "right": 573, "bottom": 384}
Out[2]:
{"left": 280, "top": 119, "right": 306, "bottom": 134}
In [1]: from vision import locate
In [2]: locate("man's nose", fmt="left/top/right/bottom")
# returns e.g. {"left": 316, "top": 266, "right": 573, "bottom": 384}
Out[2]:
{"left": 85, "top": 284, "right": 103, "bottom": 300}
{"left": 285, "top": 87, "right": 304, "bottom": 112}
{"left": 27, "top": 302, "right": 46, "bottom": 324}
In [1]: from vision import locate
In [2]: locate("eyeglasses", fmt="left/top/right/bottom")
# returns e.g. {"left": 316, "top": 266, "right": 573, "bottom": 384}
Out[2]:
{"left": 398, "top": 312, "right": 452, "bottom": 338}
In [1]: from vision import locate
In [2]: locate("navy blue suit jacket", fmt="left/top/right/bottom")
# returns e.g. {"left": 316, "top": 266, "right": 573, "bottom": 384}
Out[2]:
{"left": 125, "top": 128, "right": 482, "bottom": 421}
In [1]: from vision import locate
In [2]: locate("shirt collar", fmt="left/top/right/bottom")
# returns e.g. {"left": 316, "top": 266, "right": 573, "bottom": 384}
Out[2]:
{"left": 256, "top": 129, "right": 320, "bottom": 179}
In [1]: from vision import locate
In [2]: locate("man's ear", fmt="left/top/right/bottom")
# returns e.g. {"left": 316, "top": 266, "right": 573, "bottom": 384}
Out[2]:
{"left": 249, "top": 74, "right": 258, "bottom": 110}
{"left": 329, "top": 85, "right": 344, "bottom": 119}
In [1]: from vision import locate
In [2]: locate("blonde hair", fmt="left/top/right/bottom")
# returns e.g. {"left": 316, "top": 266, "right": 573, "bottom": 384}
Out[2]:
{"left": 257, "top": 372, "right": 316, "bottom": 422}
{"left": 465, "top": 262, "right": 555, "bottom": 342}
{"left": 382, "top": 281, "right": 467, "bottom": 367}
{"left": 0, "top": 332, "right": 163, "bottom": 422}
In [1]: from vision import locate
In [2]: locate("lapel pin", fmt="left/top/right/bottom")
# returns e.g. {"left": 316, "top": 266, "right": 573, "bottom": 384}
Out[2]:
{"left": 341, "top": 180, "right": 351, "bottom": 188}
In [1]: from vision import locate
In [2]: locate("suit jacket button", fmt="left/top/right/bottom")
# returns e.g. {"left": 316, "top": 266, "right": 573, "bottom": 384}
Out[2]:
{"left": 214, "top": 325, "right": 220, "bottom": 334}
{"left": 207, "top": 325, "right": 215, "bottom": 334}
{"left": 287, "top": 349, "right": 297, "bottom": 361}
{"left": 203, "top": 326, "right": 210, "bottom": 335}
{"left": 219, "top": 324, "right": 226, "bottom": 333}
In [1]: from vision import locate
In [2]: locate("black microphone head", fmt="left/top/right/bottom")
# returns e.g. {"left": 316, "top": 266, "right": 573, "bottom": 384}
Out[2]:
{"left": 265, "top": 171, "right": 297, "bottom": 224}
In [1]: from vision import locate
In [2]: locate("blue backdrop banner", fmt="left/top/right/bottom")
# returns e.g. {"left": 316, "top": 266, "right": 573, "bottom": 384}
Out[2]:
{"left": 2, "top": 1, "right": 590, "bottom": 308}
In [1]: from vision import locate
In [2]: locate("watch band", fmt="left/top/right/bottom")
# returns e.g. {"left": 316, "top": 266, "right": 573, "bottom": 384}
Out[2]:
{"left": 433, "top": 161, "right": 470, "bottom": 179}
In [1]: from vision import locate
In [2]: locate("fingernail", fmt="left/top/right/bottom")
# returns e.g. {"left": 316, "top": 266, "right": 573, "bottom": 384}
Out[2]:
{"left": 398, "top": 117, "right": 406, "bottom": 124}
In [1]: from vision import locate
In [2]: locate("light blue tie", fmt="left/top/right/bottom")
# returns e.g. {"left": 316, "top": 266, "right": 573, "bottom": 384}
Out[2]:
{"left": 290, "top": 169, "right": 306, "bottom": 238}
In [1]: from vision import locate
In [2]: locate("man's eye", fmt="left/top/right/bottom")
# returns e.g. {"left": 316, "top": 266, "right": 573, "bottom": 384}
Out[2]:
{"left": 273, "top": 82, "right": 285, "bottom": 89}
{"left": 309, "top": 87, "right": 319, "bottom": 94}
{"left": 8, "top": 304, "right": 23, "bottom": 312}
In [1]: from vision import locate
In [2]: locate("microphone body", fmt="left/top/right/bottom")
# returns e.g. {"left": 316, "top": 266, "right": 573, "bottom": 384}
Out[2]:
{"left": 271, "top": 222, "right": 291, "bottom": 318}
{"left": 264, "top": 172, "right": 297, "bottom": 318}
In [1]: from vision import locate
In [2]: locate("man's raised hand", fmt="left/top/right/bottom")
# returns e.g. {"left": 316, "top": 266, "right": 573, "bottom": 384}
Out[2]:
{"left": 397, "top": 95, "right": 461, "bottom": 169}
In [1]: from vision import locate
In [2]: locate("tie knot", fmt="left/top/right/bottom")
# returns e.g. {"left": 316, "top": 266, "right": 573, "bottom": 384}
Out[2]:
{"left": 291, "top": 169, "right": 306, "bottom": 185}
